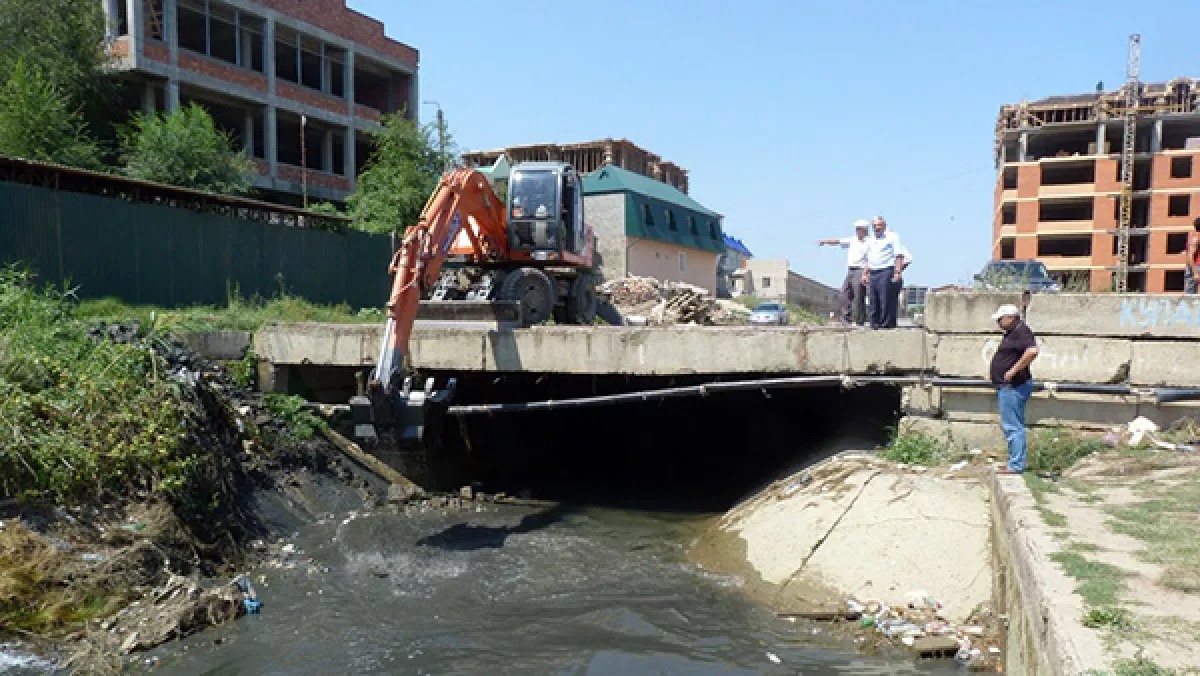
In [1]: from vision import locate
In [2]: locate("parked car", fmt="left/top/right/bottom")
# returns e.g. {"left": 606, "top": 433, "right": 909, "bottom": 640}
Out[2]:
{"left": 749, "top": 302, "right": 789, "bottom": 326}
{"left": 974, "top": 260, "right": 1061, "bottom": 292}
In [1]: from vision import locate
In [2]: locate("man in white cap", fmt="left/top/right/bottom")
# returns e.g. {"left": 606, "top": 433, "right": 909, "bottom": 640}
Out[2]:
{"left": 817, "top": 220, "right": 870, "bottom": 326}
{"left": 990, "top": 304, "right": 1040, "bottom": 474}
{"left": 861, "top": 216, "right": 907, "bottom": 329}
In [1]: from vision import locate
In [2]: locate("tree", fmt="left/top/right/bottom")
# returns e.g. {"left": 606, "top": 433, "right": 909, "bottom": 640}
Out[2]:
{"left": 347, "top": 114, "right": 453, "bottom": 234}
{"left": 0, "top": 0, "right": 112, "bottom": 121}
{"left": 0, "top": 59, "right": 103, "bottom": 169}
{"left": 119, "top": 104, "right": 256, "bottom": 195}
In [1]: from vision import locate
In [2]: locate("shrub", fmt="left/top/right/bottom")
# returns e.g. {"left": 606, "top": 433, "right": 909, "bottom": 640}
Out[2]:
{"left": 882, "top": 431, "right": 943, "bottom": 466}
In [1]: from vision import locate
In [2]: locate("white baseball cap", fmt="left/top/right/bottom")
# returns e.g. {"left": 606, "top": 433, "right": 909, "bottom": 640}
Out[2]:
{"left": 854, "top": 219, "right": 870, "bottom": 231}
{"left": 991, "top": 304, "right": 1021, "bottom": 320}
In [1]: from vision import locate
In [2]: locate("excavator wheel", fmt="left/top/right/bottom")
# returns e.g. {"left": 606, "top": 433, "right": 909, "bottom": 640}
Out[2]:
{"left": 564, "top": 274, "right": 598, "bottom": 325}
{"left": 500, "top": 267, "right": 555, "bottom": 327}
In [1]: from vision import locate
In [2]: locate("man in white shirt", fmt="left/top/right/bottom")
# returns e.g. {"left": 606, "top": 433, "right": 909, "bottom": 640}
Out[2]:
{"left": 860, "top": 216, "right": 907, "bottom": 329}
{"left": 818, "top": 219, "right": 870, "bottom": 326}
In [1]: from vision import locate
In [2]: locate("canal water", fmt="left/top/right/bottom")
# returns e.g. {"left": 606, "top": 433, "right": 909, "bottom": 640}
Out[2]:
{"left": 119, "top": 499, "right": 961, "bottom": 676}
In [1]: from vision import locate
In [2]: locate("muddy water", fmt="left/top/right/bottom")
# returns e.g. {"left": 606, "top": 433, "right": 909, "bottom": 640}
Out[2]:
{"left": 123, "top": 501, "right": 957, "bottom": 675}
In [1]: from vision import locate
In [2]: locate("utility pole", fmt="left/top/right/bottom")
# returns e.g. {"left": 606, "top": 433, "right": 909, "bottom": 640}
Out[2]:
{"left": 300, "top": 114, "right": 309, "bottom": 209}
{"left": 423, "top": 100, "right": 448, "bottom": 171}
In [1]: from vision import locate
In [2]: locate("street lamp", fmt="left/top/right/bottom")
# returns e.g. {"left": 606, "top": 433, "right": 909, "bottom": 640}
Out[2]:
{"left": 422, "top": 100, "right": 448, "bottom": 172}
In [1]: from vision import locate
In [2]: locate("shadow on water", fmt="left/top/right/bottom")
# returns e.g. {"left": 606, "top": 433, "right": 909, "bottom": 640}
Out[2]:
{"left": 415, "top": 503, "right": 578, "bottom": 551}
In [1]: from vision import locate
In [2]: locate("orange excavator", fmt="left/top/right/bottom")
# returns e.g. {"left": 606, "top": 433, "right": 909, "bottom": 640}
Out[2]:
{"left": 349, "top": 161, "right": 599, "bottom": 459}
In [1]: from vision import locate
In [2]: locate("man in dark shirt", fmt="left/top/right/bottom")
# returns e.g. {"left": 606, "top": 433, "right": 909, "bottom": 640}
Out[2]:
{"left": 989, "top": 304, "right": 1040, "bottom": 474}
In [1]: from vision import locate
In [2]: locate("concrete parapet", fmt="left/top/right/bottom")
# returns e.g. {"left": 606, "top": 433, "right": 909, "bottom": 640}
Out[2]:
{"left": 802, "top": 329, "right": 933, "bottom": 374}
{"left": 937, "top": 387, "right": 1199, "bottom": 430}
{"left": 934, "top": 334, "right": 1131, "bottom": 384}
{"left": 254, "top": 323, "right": 382, "bottom": 367}
{"left": 182, "top": 330, "right": 252, "bottom": 361}
{"left": 1131, "top": 341, "right": 1200, "bottom": 387}
{"left": 1027, "top": 293, "right": 1200, "bottom": 338}
{"left": 898, "top": 416, "right": 1005, "bottom": 450}
{"left": 924, "top": 291, "right": 1024, "bottom": 334}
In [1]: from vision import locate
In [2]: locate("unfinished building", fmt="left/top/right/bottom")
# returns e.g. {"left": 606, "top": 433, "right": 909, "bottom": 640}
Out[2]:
{"left": 462, "top": 139, "right": 690, "bottom": 194}
{"left": 100, "top": 0, "right": 418, "bottom": 205}
{"left": 994, "top": 78, "right": 1200, "bottom": 292}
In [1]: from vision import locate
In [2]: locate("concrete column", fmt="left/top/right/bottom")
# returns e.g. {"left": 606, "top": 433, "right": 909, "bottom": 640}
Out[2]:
{"left": 265, "top": 17, "right": 276, "bottom": 95}
{"left": 240, "top": 25, "right": 255, "bottom": 70}
{"left": 165, "top": 79, "right": 180, "bottom": 113}
{"left": 345, "top": 50, "right": 356, "bottom": 112}
{"left": 266, "top": 105, "right": 278, "bottom": 176}
{"left": 141, "top": 84, "right": 156, "bottom": 115}
{"left": 129, "top": 0, "right": 144, "bottom": 50}
{"left": 103, "top": 0, "right": 119, "bottom": 39}
{"left": 1152, "top": 118, "right": 1164, "bottom": 153}
{"left": 344, "top": 126, "right": 356, "bottom": 180}
{"left": 164, "top": 0, "right": 178, "bottom": 65}
{"left": 322, "top": 129, "right": 334, "bottom": 173}
{"left": 1018, "top": 132, "right": 1028, "bottom": 162}
{"left": 1096, "top": 123, "right": 1106, "bottom": 155}
{"left": 409, "top": 73, "right": 419, "bottom": 123}
{"left": 244, "top": 111, "right": 256, "bottom": 157}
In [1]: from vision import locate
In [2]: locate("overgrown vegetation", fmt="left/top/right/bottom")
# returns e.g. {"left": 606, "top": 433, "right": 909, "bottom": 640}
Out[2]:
{"left": 119, "top": 104, "right": 256, "bottom": 195}
{"left": 264, "top": 394, "right": 326, "bottom": 442}
{"left": 347, "top": 113, "right": 456, "bottom": 234}
{"left": 1083, "top": 606, "right": 1134, "bottom": 631}
{"left": 880, "top": 431, "right": 944, "bottom": 466}
{"left": 0, "top": 267, "right": 210, "bottom": 504}
{"left": 74, "top": 288, "right": 382, "bottom": 333}
{"left": 1025, "top": 427, "right": 1105, "bottom": 474}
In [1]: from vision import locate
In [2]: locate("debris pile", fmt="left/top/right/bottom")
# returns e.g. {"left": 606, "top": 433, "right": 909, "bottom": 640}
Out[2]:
{"left": 600, "top": 276, "right": 748, "bottom": 325}
{"left": 781, "top": 594, "right": 1004, "bottom": 670}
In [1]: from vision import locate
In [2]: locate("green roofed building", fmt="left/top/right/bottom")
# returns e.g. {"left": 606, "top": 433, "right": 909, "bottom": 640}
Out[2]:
{"left": 581, "top": 165, "right": 725, "bottom": 294}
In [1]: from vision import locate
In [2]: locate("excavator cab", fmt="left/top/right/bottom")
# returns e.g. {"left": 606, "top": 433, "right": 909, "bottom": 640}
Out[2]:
{"left": 506, "top": 163, "right": 587, "bottom": 262}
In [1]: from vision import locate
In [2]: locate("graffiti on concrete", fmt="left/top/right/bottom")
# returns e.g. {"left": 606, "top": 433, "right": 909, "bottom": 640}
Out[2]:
{"left": 1120, "top": 297, "right": 1200, "bottom": 331}
{"left": 980, "top": 338, "right": 1091, "bottom": 372}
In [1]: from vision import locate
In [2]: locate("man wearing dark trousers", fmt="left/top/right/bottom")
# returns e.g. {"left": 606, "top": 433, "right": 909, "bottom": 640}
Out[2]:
{"left": 817, "top": 219, "right": 870, "bottom": 326}
{"left": 989, "top": 304, "right": 1040, "bottom": 474}
{"left": 862, "top": 216, "right": 906, "bottom": 329}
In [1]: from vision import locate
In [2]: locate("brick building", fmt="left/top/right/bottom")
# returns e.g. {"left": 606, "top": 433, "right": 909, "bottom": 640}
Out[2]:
{"left": 100, "top": 0, "right": 418, "bottom": 204}
{"left": 462, "top": 139, "right": 689, "bottom": 194}
{"left": 993, "top": 78, "right": 1200, "bottom": 292}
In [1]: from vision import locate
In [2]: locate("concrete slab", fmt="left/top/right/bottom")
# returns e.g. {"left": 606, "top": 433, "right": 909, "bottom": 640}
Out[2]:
{"left": 924, "top": 291, "right": 1024, "bottom": 334}
{"left": 935, "top": 388, "right": 1197, "bottom": 430}
{"left": 803, "top": 328, "right": 932, "bottom": 374}
{"left": 182, "top": 330, "right": 252, "bottom": 361}
{"left": 899, "top": 416, "right": 1006, "bottom": 451}
{"left": 254, "top": 323, "right": 381, "bottom": 367}
{"left": 935, "top": 334, "right": 1132, "bottom": 384}
{"left": 901, "top": 384, "right": 942, "bottom": 416}
{"left": 1130, "top": 340, "right": 1200, "bottom": 387}
{"left": 1028, "top": 293, "right": 1200, "bottom": 338}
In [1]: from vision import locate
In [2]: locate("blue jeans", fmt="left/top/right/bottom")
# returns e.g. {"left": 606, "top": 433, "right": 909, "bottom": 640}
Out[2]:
{"left": 998, "top": 380, "right": 1034, "bottom": 472}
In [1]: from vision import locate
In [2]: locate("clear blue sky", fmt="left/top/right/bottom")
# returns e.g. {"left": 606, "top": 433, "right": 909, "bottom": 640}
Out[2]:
{"left": 352, "top": 0, "right": 1200, "bottom": 288}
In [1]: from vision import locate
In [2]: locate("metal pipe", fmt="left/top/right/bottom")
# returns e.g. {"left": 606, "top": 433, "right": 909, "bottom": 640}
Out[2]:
{"left": 445, "top": 374, "right": 1153, "bottom": 417}
{"left": 1154, "top": 388, "right": 1200, "bottom": 404}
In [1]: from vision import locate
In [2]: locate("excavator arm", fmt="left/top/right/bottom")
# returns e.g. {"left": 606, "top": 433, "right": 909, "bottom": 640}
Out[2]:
{"left": 351, "top": 168, "right": 506, "bottom": 455}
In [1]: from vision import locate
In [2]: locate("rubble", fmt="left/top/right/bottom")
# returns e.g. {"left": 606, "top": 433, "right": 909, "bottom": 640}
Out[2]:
{"left": 600, "top": 276, "right": 750, "bottom": 325}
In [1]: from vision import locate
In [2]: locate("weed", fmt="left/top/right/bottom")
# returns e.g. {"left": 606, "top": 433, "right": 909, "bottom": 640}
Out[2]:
{"left": 227, "top": 347, "right": 257, "bottom": 389}
{"left": 1039, "top": 508, "right": 1068, "bottom": 527}
{"left": 1083, "top": 606, "right": 1134, "bottom": 631}
{"left": 1067, "top": 541, "right": 1103, "bottom": 554}
{"left": 1025, "top": 472, "right": 1061, "bottom": 503}
{"left": 264, "top": 394, "right": 327, "bottom": 441}
{"left": 1050, "top": 550, "right": 1131, "bottom": 607}
{"left": 1112, "top": 652, "right": 1179, "bottom": 676}
{"left": 881, "top": 432, "right": 944, "bottom": 466}
{"left": 1026, "top": 427, "right": 1105, "bottom": 474}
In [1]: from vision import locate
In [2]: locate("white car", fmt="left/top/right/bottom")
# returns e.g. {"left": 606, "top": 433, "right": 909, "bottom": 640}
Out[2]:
{"left": 749, "top": 302, "right": 789, "bottom": 326}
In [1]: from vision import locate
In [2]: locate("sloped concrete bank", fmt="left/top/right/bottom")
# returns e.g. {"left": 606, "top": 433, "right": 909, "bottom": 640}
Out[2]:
{"left": 691, "top": 453, "right": 1124, "bottom": 674}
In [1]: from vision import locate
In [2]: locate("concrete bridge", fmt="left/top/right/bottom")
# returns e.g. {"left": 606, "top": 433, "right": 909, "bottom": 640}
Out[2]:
{"left": 187, "top": 291, "right": 1200, "bottom": 449}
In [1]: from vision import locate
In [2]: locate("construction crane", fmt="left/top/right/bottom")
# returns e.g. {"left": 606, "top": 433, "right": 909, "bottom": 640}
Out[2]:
{"left": 1115, "top": 33, "right": 1141, "bottom": 293}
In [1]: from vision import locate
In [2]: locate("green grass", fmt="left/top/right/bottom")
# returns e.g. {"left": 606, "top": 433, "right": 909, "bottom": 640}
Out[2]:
{"left": 1106, "top": 474, "right": 1200, "bottom": 594}
{"left": 1026, "top": 427, "right": 1106, "bottom": 474}
{"left": 75, "top": 287, "right": 383, "bottom": 333}
{"left": 1049, "top": 550, "right": 1131, "bottom": 607}
{"left": 880, "top": 431, "right": 944, "bottom": 466}
{"left": 1083, "top": 606, "right": 1134, "bottom": 631}
{"left": 1024, "top": 473, "right": 1070, "bottom": 527}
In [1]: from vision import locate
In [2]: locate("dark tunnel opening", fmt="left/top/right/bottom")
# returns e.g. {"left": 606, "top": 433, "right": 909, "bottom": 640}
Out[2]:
{"left": 291, "top": 367, "right": 902, "bottom": 513}
{"left": 423, "top": 372, "right": 901, "bottom": 513}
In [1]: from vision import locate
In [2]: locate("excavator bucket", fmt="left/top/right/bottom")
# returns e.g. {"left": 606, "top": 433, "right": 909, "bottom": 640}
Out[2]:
{"left": 349, "top": 376, "right": 457, "bottom": 482}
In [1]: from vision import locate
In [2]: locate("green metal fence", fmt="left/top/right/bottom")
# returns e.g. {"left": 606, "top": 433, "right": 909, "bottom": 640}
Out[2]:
{"left": 0, "top": 181, "right": 392, "bottom": 308}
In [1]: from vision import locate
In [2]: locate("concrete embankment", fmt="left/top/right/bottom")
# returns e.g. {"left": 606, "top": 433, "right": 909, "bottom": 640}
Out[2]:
{"left": 691, "top": 453, "right": 998, "bottom": 662}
